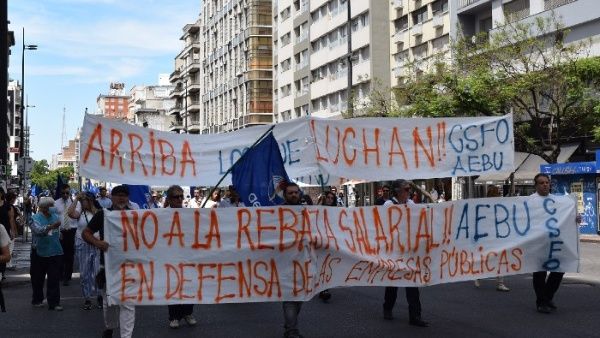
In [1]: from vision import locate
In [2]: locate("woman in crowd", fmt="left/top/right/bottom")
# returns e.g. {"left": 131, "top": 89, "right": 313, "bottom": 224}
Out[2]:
{"left": 202, "top": 188, "right": 222, "bottom": 208}
{"left": 30, "top": 197, "right": 63, "bottom": 310}
{"left": 317, "top": 191, "right": 337, "bottom": 302}
{"left": 474, "top": 186, "right": 510, "bottom": 292}
{"left": 0, "top": 191, "right": 18, "bottom": 273}
{"left": 68, "top": 192, "right": 102, "bottom": 310}
{"left": 0, "top": 220, "right": 10, "bottom": 312}
{"left": 164, "top": 185, "right": 198, "bottom": 329}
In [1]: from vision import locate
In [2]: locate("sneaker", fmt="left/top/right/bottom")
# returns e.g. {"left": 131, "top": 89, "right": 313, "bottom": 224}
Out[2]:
{"left": 82, "top": 300, "right": 93, "bottom": 310}
{"left": 169, "top": 319, "right": 180, "bottom": 329}
{"left": 184, "top": 315, "right": 197, "bottom": 326}
{"left": 49, "top": 305, "right": 64, "bottom": 311}
{"left": 496, "top": 283, "right": 510, "bottom": 292}
{"left": 474, "top": 279, "right": 481, "bottom": 288}
{"left": 32, "top": 302, "right": 45, "bottom": 308}
{"left": 536, "top": 304, "right": 552, "bottom": 314}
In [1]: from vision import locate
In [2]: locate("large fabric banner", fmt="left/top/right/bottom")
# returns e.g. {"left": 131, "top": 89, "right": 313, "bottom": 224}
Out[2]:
{"left": 104, "top": 195, "right": 578, "bottom": 305}
{"left": 80, "top": 114, "right": 514, "bottom": 186}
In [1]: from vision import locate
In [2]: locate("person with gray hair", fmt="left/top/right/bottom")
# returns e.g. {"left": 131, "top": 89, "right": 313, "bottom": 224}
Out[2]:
{"left": 30, "top": 196, "right": 63, "bottom": 310}
{"left": 382, "top": 179, "right": 429, "bottom": 327}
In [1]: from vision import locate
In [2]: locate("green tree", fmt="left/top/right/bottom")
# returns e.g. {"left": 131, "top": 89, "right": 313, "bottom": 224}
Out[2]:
{"left": 30, "top": 159, "right": 75, "bottom": 191}
{"left": 362, "top": 15, "right": 600, "bottom": 164}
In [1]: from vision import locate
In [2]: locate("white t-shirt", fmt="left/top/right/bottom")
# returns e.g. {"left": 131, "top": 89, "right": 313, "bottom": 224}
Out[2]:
{"left": 0, "top": 225, "right": 9, "bottom": 247}
{"left": 54, "top": 198, "right": 81, "bottom": 230}
{"left": 383, "top": 197, "right": 415, "bottom": 207}
{"left": 189, "top": 198, "right": 203, "bottom": 208}
{"left": 202, "top": 198, "right": 220, "bottom": 208}
{"left": 75, "top": 210, "right": 98, "bottom": 240}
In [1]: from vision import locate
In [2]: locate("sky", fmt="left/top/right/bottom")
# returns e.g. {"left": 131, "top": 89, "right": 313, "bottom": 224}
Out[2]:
{"left": 8, "top": 0, "right": 201, "bottom": 162}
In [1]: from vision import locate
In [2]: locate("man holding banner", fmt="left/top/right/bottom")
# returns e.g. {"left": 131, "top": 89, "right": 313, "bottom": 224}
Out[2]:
{"left": 82, "top": 185, "right": 136, "bottom": 338}
{"left": 382, "top": 179, "right": 429, "bottom": 327}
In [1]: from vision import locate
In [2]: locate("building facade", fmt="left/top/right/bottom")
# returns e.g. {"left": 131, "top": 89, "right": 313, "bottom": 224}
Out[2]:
{"left": 97, "top": 82, "right": 130, "bottom": 120}
{"left": 129, "top": 75, "right": 175, "bottom": 132}
{"left": 170, "top": 19, "right": 204, "bottom": 134}
{"left": 274, "top": 0, "right": 391, "bottom": 121}
{"left": 7, "top": 80, "right": 22, "bottom": 177}
{"left": 200, "top": 0, "right": 274, "bottom": 133}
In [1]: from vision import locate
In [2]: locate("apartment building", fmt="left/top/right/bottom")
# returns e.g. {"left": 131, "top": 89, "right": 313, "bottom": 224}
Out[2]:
{"left": 273, "top": 0, "right": 390, "bottom": 121}
{"left": 454, "top": 0, "right": 600, "bottom": 54}
{"left": 390, "top": 0, "right": 452, "bottom": 85}
{"left": 170, "top": 18, "right": 204, "bottom": 134}
{"left": 198, "top": 0, "right": 273, "bottom": 134}
{"left": 129, "top": 75, "right": 175, "bottom": 132}
{"left": 7, "top": 80, "right": 22, "bottom": 177}
{"left": 96, "top": 82, "right": 130, "bottom": 120}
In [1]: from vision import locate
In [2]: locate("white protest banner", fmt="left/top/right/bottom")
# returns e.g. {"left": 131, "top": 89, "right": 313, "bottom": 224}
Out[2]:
{"left": 104, "top": 195, "right": 578, "bottom": 305}
{"left": 80, "top": 114, "right": 514, "bottom": 186}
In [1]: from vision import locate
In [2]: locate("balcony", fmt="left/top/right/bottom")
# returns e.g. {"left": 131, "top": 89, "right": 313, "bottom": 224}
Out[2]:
{"left": 393, "top": 30, "right": 405, "bottom": 44}
{"left": 411, "top": 23, "right": 423, "bottom": 36}
{"left": 458, "top": 0, "right": 483, "bottom": 9}
{"left": 432, "top": 14, "right": 444, "bottom": 28}
{"left": 169, "top": 119, "right": 183, "bottom": 132}
{"left": 188, "top": 117, "right": 201, "bottom": 132}
{"left": 169, "top": 69, "right": 181, "bottom": 82}
{"left": 392, "top": 0, "right": 403, "bottom": 10}
{"left": 168, "top": 104, "right": 182, "bottom": 116}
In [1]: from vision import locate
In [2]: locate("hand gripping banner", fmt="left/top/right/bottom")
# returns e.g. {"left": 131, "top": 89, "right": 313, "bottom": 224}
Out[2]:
{"left": 103, "top": 195, "right": 579, "bottom": 305}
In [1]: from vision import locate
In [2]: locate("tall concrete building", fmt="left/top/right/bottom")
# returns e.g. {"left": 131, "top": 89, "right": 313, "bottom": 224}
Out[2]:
{"left": 390, "top": 0, "right": 451, "bottom": 85}
{"left": 129, "top": 75, "right": 175, "bottom": 132}
{"left": 7, "top": 80, "right": 22, "bottom": 177}
{"left": 170, "top": 18, "right": 203, "bottom": 134}
{"left": 199, "top": 0, "right": 274, "bottom": 133}
{"left": 454, "top": 0, "right": 600, "bottom": 55}
{"left": 96, "top": 82, "right": 130, "bottom": 120}
{"left": 274, "top": 0, "right": 391, "bottom": 121}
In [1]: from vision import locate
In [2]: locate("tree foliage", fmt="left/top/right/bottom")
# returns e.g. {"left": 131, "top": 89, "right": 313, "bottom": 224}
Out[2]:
{"left": 30, "top": 159, "right": 74, "bottom": 191}
{"left": 358, "top": 15, "right": 600, "bottom": 164}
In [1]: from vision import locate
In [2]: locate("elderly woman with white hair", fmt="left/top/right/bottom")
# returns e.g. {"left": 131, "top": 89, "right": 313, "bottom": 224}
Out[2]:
{"left": 30, "top": 196, "right": 63, "bottom": 311}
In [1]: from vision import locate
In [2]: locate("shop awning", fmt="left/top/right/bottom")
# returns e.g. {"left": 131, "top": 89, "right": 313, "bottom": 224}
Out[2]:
{"left": 475, "top": 144, "right": 579, "bottom": 184}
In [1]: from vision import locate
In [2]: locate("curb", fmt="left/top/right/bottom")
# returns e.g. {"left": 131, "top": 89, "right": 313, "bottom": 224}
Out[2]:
{"left": 580, "top": 235, "right": 600, "bottom": 243}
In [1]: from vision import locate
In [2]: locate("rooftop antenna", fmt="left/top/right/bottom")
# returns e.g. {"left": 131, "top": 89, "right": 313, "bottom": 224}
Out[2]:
{"left": 61, "top": 106, "right": 66, "bottom": 149}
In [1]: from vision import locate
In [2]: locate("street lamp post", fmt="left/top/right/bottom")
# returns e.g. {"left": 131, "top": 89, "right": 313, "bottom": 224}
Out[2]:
{"left": 20, "top": 27, "right": 37, "bottom": 192}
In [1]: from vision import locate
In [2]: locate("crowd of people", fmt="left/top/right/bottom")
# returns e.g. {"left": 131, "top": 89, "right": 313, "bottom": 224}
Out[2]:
{"left": 0, "top": 173, "right": 576, "bottom": 337}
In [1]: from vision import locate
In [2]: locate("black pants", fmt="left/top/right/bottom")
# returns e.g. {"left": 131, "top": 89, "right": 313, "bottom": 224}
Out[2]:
{"left": 168, "top": 304, "right": 194, "bottom": 320}
{"left": 383, "top": 287, "right": 421, "bottom": 319}
{"left": 533, "top": 271, "right": 564, "bottom": 306}
{"left": 60, "top": 228, "right": 76, "bottom": 281}
{"left": 30, "top": 249, "right": 62, "bottom": 307}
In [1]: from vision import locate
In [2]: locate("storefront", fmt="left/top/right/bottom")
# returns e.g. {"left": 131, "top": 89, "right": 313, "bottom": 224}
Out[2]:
{"left": 540, "top": 159, "right": 599, "bottom": 235}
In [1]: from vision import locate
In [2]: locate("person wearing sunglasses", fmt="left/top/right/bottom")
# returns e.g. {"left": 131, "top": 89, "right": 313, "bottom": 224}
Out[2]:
{"left": 382, "top": 179, "right": 429, "bottom": 327}
{"left": 163, "top": 185, "right": 198, "bottom": 329}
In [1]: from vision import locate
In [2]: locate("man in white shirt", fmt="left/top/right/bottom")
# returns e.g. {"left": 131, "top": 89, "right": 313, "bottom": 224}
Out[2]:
{"left": 188, "top": 189, "right": 203, "bottom": 208}
{"left": 96, "top": 187, "right": 112, "bottom": 209}
{"left": 531, "top": 173, "right": 571, "bottom": 314}
{"left": 382, "top": 179, "right": 429, "bottom": 327}
{"left": 54, "top": 184, "right": 80, "bottom": 286}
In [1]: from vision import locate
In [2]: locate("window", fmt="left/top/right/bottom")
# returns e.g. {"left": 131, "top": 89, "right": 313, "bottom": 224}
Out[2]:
{"left": 432, "top": 0, "right": 448, "bottom": 14}
{"left": 394, "top": 15, "right": 408, "bottom": 31}
{"left": 412, "top": 6, "right": 428, "bottom": 24}
{"left": 504, "top": 0, "right": 530, "bottom": 23}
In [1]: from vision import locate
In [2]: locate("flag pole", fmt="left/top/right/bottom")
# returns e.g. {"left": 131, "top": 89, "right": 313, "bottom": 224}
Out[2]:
{"left": 201, "top": 125, "right": 276, "bottom": 208}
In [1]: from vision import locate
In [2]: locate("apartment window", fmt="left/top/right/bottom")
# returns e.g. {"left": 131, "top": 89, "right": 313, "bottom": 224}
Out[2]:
{"left": 504, "top": 0, "right": 530, "bottom": 23}
{"left": 432, "top": 34, "right": 449, "bottom": 52}
{"left": 432, "top": 0, "right": 448, "bottom": 13}
{"left": 281, "top": 58, "right": 291, "bottom": 72}
{"left": 412, "top": 6, "right": 428, "bottom": 24}
{"left": 394, "top": 15, "right": 408, "bottom": 31}
{"left": 544, "top": 0, "right": 576, "bottom": 11}
{"left": 281, "top": 7, "right": 291, "bottom": 21}
{"left": 281, "top": 32, "right": 291, "bottom": 46}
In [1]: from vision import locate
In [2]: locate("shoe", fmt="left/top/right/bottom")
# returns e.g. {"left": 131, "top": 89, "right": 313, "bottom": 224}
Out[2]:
{"left": 283, "top": 329, "right": 304, "bottom": 338}
{"left": 547, "top": 301, "right": 557, "bottom": 311}
{"left": 102, "top": 329, "right": 113, "bottom": 338}
{"left": 409, "top": 317, "right": 430, "bottom": 327}
{"left": 184, "top": 315, "right": 197, "bottom": 325}
{"left": 474, "top": 279, "right": 481, "bottom": 288}
{"left": 318, "top": 290, "right": 331, "bottom": 302}
{"left": 32, "top": 302, "right": 45, "bottom": 308}
{"left": 383, "top": 309, "right": 393, "bottom": 320}
{"left": 536, "top": 304, "right": 552, "bottom": 314}
{"left": 496, "top": 283, "right": 510, "bottom": 292}
{"left": 169, "top": 319, "right": 180, "bottom": 329}
{"left": 49, "top": 305, "right": 63, "bottom": 311}
{"left": 82, "top": 300, "right": 93, "bottom": 310}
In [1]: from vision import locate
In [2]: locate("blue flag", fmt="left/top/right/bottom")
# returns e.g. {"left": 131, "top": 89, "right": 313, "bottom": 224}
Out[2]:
{"left": 232, "top": 132, "right": 289, "bottom": 207}
{"left": 54, "top": 174, "right": 65, "bottom": 200}
{"left": 84, "top": 179, "right": 99, "bottom": 196}
{"left": 124, "top": 184, "right": 151, "bottom": 209}
{"left": 31, "top": 184, "right": 38, "bottom": 197}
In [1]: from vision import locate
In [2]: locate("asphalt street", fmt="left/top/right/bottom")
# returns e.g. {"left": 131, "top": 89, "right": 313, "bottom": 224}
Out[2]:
{"left": 1, "top": 238, "right": 599, "bottom": 338}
